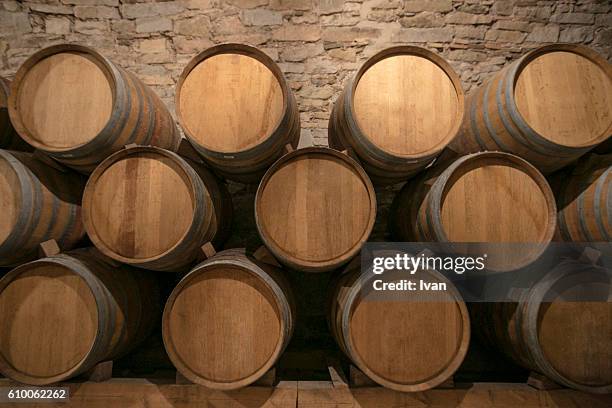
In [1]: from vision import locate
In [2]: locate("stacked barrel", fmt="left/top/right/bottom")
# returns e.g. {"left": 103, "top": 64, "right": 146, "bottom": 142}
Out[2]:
{"left": 0, "top": 42, "right": 183, "bottom": 386}
{"left": 82, "top": 146, "right": 232, "bottom": 271}
{"left": 0, "top": 249, "right": 159, "bottom": 385}
{"left": 327, "top": 42, "right": 606, "bottom": 392}
{"left": 0, "top": 150, "right": 86, "bottom": 267}
{"left": 0, "top": 40, "right": 610, "bottom": 395}
{"left": 8, "top": 45, "right": 181, "bottom": 173}
{"left": 471, "top": 260, "right": 612, "bottom": 394}
{"left": 329, "top": 253, "right": 470, "bottom": 391}
{"left": 391, "top": 151, "right": 558, "bottom": 271}
{"left": 549, "top": 154, "right": 611, "bottom": 242}
{"left": 176, "top": 44, "right": 300, "bottom": 183}
{"left": 0, "top": 42, "right": 299, "bottom": 388}
{"left": 162, "top": 249, "right": 294, "bottom": 390}
{"left": 412, "top": 44, "right": 610, "bottom": 395}
{"left": 329, "top": 45, "right": 465, "bottom": 184}
{"left": 255, "top": 147, "right": 376, "bottom": 272}
{"left": 450, "top": 44, "right": 611, "bottom": 174}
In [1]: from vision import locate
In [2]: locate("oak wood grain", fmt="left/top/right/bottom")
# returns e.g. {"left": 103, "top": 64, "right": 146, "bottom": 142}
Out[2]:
{"left": 179, "top": 53, "right": 283, "bottom": 153}
{"left": 515, "top": 51, "right": 612, "bottom": 148}
{"left": 163, "top": 249, "right": 293, "bottom": 390}
{"left": 15, "top": 52, "right": 112, "bottom": 149}
{"left": 354, "top": 55, "right": 459, "bottom": 156}
{"left": 255, "top": 147, "right": 376, "bottom": 272}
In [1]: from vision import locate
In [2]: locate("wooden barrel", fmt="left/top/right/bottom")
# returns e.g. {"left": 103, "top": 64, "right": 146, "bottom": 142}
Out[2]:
{"left": 83, "top": 146, "right": 232, "bottom": 271}
{"left": 8, "top": 44, "right": 181, "bottom": 173}
{"left": 550, "top": 154, "right": 611, "bottom": 242}
{"left": 1, "top": 77, "right": 31, "bottom": 151}
{"left": 391, "top": 151, "right": 557, "bottom": 271}
{"left": 329, "top": 46, "right": 465, "bottom": 185}
{"left": 163, "top": 249, "right": 294, "bottom": 390}
{"left": 472, "top": 260, "right": 612, "bottom": 393}
{"left": 0, "top": 150, "right": 85, "bottom": 267}
{"left": 255, "top": 147, "right": 376, "bottom": 272}
{"left": 451, "top": 44, "right": 612, "bottom": 174}
{"left": 329, "top": 257, "right": 470, "bottom": 392}
{"left": 0, "top": 248, "right": 159, "bottom": 385}
{"left": 176, "top": 43, "right": 300, "bottom": 184}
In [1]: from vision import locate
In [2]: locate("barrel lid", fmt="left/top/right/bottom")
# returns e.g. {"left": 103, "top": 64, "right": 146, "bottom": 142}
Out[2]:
{"left": 431, "top": 152, "right": 556, "bottom": 270}
{"left": 342, "top": 268, "right": 469, "bottom": 391}
{"left": 0, "top": 153, "right": 21, "bottom": 247}
{"left": 177, "top": 44, "right": 285, "bottom": 154}
{"left": 439, "top": 153, "right": 553, "bottom": 243}
{"left": 163, "top": 262, "right": 285, "bottom": 389}
{"left": 255, "top": 147, "right": 376, "bottom": 271}
{"left": 512, "top": 45, "right": 612, "bottom": 148}
{"left": 9, "top": 45, "right": 115, "bottom": 152}
{"left": 351, "top": 46, "right": 463, "bottom": 158}
{"left": 0, "top": 261, "right": 98, "bottom": 384}
{"left": 83, "top": 147, "right": 200, "bottom": 264}
{"left": 525, "top": 263, "right": 612, "bottom": 392}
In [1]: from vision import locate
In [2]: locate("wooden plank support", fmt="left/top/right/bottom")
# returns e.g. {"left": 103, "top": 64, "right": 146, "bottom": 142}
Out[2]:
{"left": 82, "top": 361, "right": 113, "bottom": 383}
{"left": 436, "top": 376, "right": 455, "bottom": 389}
{"left": 39, "top": 239, "right": 61, "bottom": 258}
{"left": 349, "top": 364, "right": 376, "bottom": 388}
{"left": 201, "top": 242, "right": 216, "bottom": 259}
{"left": 579, "top": 247, "right": 602, "bottom": 265}
{"left": 326, "top": 358, "right": 349, "bottom": 389}
{"left": 177, "top": 138, "right": 205, "bottom": 164}
{"left": 527, "top": 371, "right": 563, "bottom": 390}
{"left": 1, "top": 380, "right": 610, "bottom": 408}
{"left": 341, "top": 147, "right": 358, "bottom": 161}
{"left": 253, "top": 367, "right": 277, "bottom": 387}
{"left": 253, "top": 245, "right": 282, "bottom": 268}
{"left": 175, "top": 371, "right": 191, "bottom": 385}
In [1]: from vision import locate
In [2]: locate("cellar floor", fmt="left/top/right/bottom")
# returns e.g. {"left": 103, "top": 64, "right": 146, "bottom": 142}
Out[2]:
{"left": 1, "top": 379, "right": 611, "bottom": 407}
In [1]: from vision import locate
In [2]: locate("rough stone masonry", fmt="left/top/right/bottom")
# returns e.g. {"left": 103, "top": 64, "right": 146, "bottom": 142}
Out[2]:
{"left": 0, "top": 1, "right": 610, "bottom": 245}
{"left": 1, "top": 0, "right": 610, "bottom": 148}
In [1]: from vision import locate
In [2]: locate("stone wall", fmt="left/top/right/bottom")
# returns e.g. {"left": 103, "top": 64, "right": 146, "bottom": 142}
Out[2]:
{"left": 1, "top": 0, "right": 610, "bottom": 148}
{"left": 2, "top": 1, "right": 610, "bottom": 363}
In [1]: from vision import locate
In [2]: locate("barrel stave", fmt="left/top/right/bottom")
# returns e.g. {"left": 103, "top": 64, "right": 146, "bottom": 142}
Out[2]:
{"left": 176, "top": 43, "right": 299, "bottom": 184}
{"left": 162, "top": 249, "right": 293, "bottom": 390}
{"left": 255, "top": 147, "right": 376, "bottom": 272}
{"left": 551, "top": 154, "right": 612, "bottom": 242}
{"left": 82, "top": 146, "right": 231, "bottom": 271}
{"left": 472, "top": 261, "right": 612, "bottom": 393}
{"left": 0, "top": 248, "right": 159, "bottom": 385}
{"left": 8, "top": 44, "right": 180, "bottom": 173}
{"left": 329, "top": 260, "right": 470, "bottom": 392}
{"left": 391, "top": 152, "right": 557, "bottom": 272}
{"left": 451, "top": 45, "right": 612, "bottom": 174}
{"left": 0, "top": 150, "right": 85, "bottom": 267}
{"left": 329, "top": 46, "right": 464, "bottom": 185}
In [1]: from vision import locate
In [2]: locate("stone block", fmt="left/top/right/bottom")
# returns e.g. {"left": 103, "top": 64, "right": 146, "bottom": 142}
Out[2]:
{"left": 273, "top": 24, "right": 321, "bottom": 41}
{"left": 75, "top": 6, "right": 120, "bottom": 20}
{"left": 241, "top": 9, "right": 283, "bottom": 26}
{"left": 135, "top": 17, "right": 172, "bottom": 33}
{"left": 526, "top": 24, "right": 559, "bottom": 43}
{"left": 404, "top": 0, "right": 453, "bottom": 13}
